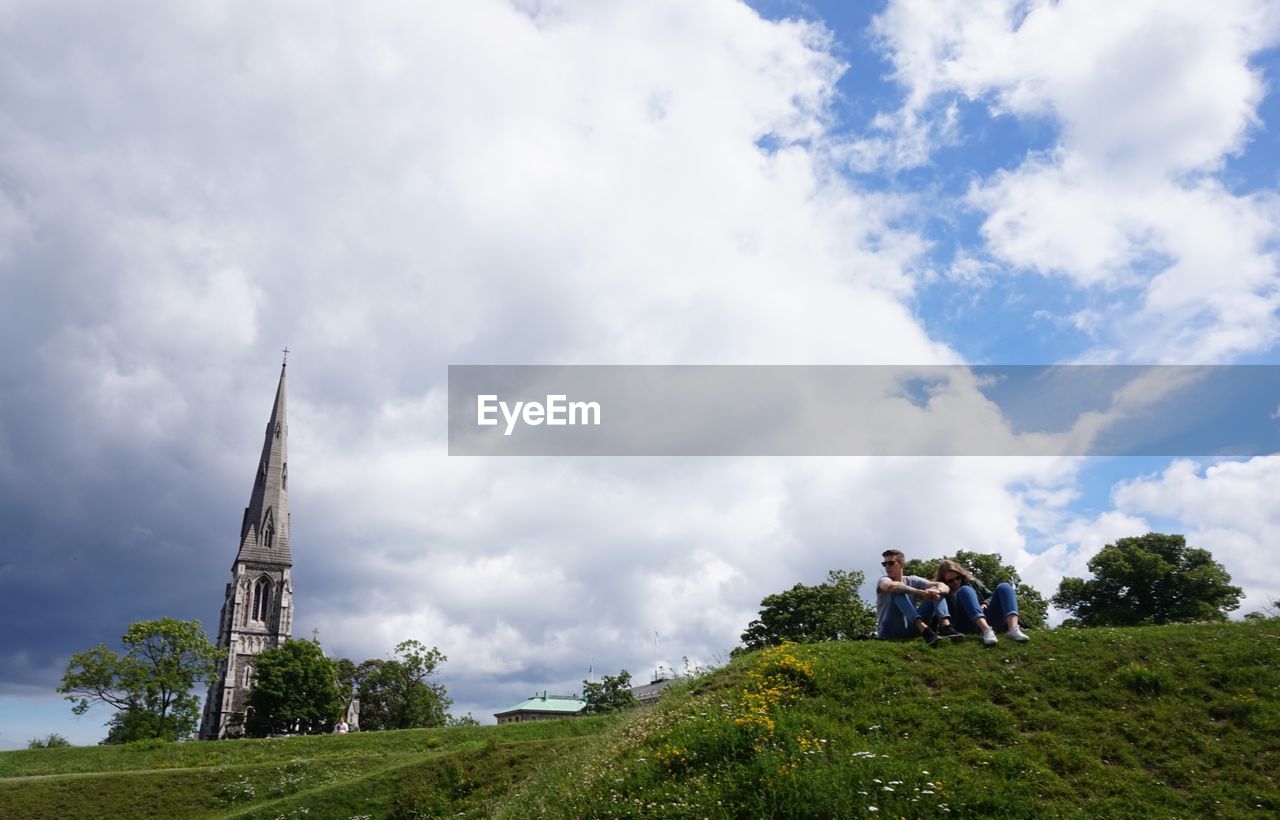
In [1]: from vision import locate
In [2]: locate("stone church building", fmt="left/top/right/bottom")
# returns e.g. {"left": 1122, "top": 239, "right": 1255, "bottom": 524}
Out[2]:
{"left": 199, "top": 363, "right": 294, "bottom": 739}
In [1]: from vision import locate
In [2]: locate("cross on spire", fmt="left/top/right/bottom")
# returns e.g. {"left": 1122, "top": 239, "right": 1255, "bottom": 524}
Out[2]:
{"left": 282, "top": 346, "right": 290, "bottom": 366}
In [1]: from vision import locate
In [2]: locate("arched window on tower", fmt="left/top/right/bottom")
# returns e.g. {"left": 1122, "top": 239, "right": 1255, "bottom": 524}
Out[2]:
{"left": 262, "top": 509, "right": 274, "bottom": 549}
{"left": 252, "top": 577, "right": 272, "bottom": 622}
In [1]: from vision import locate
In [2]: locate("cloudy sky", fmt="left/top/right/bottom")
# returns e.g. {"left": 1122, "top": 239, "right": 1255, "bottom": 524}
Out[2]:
{"left": 2, "top": 0, "right": 1279, "bottom": 747}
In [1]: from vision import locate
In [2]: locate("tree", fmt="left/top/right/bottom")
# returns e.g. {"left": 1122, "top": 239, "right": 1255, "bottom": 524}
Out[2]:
{"left": 902, "top": 550, "right": 1049, "bottom": 629}
{"left": 27, "top": 733, "right": 72, "bottom": 749}
{"left": 446, "top": 712, "right": 481, "bottom": 727}
{"left": 1052, "top": 533, "right": 1243, "bottom": 627}
{"left": 59, "top": 618, "right": 221, "bottom": 743}
{"left": 245, "top": 639, "right": 343, "bottom": 736}
{"left": 582, "top": 670, "right": 637, "bottom": 714}
{"left": 351, "top": 641, "right": 453, "bottom": 731}
{"left": 739, "top": 569, "right": 875, "bottom": 651}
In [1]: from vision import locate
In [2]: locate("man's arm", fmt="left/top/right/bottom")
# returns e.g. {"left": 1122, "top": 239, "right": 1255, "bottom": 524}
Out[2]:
{"left": 877, "top": 577, "right": 941, "bottom": 599}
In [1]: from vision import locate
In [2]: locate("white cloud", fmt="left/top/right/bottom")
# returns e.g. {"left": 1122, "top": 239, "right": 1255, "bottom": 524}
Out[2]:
{"left": 870, "top": 0, "right": 1280, "bottom": 362}
{"left": 972, "top": 164, "right": 1280, "bottom": 362}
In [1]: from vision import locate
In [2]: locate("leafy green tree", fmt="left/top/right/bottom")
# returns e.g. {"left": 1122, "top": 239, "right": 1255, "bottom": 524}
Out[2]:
{"left": 245, "top": 639, "right": 343, "bottom": 736}
{"left": 739, "top": 569, "right": 875, "bottom": 650}
{"left": 352, "top": 641, "right": 453, "bottom": 731}
{"left": 902, "top": 550, "right": 1049, "bottom": 629}
{"left": 27, "top": 733, "right": 72, "bottom": 749}
{"left": 1052, "top": 533, "right": 1243, "bottom": 627}
{"left": 58, "top": 618, "right": 221, "bottom": 743}
{"left": 582, "top": 670, "right": 637, "bottom": 714}
{"left": 446, "top": 712, "right": 481, "bottom": 727}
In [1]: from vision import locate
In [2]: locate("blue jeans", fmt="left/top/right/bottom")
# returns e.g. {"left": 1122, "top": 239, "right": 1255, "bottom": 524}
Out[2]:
{"left": 881, "top": 594, "right": 951, "bottom": 639}
{"left": 949, "top": 583, "right": 1019, "bottom": 633}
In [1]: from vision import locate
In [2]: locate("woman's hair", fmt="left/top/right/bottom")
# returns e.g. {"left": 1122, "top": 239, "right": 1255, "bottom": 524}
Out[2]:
{"left": 934, "top": 558, "right": 975, "bottom": 584}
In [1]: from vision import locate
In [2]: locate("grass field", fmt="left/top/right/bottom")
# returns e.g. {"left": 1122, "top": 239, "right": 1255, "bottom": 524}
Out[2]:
{"left": 3, "top": 620, "right": 1278, "bottom": 818}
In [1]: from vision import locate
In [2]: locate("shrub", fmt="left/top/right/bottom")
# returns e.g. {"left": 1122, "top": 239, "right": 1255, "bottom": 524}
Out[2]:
{"left": 1115, "top": 663, "right": 1172, "bottom": 696}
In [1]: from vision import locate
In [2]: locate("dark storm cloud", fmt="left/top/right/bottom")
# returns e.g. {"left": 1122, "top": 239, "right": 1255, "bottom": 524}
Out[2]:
{"left": 0, "top": 360, "right": 294, "bottom": 690}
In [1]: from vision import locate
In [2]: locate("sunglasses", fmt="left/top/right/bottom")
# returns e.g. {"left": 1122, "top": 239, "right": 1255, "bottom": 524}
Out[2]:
{"left": 942, "top": 574, "right": 962, "bottom": 584}
{"left": 881, "top": 559, "right": 901, "bottom": 566}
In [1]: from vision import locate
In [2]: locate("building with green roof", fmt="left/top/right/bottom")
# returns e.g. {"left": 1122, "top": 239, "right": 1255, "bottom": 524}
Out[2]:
{"left": 493, "top": 691, "right": 587, "bottom": 724}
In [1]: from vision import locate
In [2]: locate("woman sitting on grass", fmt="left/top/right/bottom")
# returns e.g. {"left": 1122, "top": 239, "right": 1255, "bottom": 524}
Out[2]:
{"left": 935, "top": 558, "right": 1031, "bottom": 646}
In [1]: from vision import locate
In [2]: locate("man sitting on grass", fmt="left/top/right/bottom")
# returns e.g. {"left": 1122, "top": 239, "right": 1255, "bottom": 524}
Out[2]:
{"left": 876, "top": 548, "right": 965, "bottom": 647}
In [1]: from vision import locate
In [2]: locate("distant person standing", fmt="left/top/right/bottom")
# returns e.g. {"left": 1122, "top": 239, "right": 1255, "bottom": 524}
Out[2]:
{"left": 935, "top": 558, "right": 1030, "bottom": 645}
{"left": 334, "top": 717, "right": 349, "bottom": 734}
{"left": 876, "top": 549, "right": 965, "bottom": 646}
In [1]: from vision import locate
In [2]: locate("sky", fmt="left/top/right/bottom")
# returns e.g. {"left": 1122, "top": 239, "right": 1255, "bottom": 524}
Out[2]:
{"left": 1, "top": 0, "right": 1279, "bottom": 748}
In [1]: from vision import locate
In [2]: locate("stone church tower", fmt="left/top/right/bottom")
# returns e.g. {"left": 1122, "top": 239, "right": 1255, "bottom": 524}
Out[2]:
{"left": 199, "top": 362, "right": 294, "bottom": 739}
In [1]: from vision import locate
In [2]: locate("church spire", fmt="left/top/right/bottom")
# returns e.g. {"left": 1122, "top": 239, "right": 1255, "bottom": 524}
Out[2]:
{"left": 200, "top": 360, "right": 297, "bottom": 739}
{"left": 234, "top": 362, "right": 290, "bottom": 566}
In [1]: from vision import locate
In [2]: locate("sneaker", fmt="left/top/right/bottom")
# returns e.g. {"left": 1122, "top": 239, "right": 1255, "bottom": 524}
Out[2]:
{"left": 937, "top": 625, "right": 965, "bottom": 643}
{"left": 1007, "top": 626, "right": 1030, "bottom": 643}
{"left": 981, "top": 627, "right": 998, "bottom": 646}
{"left": 921, "top": 627, "right": 940, "bottom": 647}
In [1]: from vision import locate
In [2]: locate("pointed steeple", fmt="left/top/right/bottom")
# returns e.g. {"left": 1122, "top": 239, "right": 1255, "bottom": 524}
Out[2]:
{"left": 234, "top": 362, "right": 291, "bottom": 566}
{"left": 200, "top": 360, "right": 297, "bottom": 739}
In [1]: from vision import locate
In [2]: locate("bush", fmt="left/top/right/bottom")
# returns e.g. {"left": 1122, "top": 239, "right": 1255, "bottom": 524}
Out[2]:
{"left": 1115, "top": 663, "right": 1172, "bottom": 696}
{"left": 27, "top": 733, "right": 72, "bottom": 749}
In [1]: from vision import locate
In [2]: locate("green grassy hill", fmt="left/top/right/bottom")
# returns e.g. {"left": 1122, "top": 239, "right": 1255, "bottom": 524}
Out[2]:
{"left": 3, "top": 621, "right": 1277, "bottom": 818}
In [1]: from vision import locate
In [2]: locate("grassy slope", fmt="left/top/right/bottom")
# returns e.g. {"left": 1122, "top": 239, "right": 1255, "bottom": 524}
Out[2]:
{"left": 4, "top": 621, "right": 1278, "bottom": 818}
{"left": 0, "top": 719, "right": 615, "bottom": 819}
